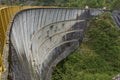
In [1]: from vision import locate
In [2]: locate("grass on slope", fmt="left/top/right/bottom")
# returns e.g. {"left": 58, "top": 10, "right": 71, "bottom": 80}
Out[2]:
{"left": 51, "top": 12, "right": 120, "bottom": 80}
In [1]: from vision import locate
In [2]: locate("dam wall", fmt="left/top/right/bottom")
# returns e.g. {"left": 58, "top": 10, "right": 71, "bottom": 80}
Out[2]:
{"left": 0, "top": 6, "right": 43, "bottom": 80}
{"left": 0, "top": 7, "right": 108, "bottom": 80}
{"left": 112, "top": 10, "right": 120, "bottom": 28}
{"left": 7, "top": 8, "right": 89, "bottom": 80}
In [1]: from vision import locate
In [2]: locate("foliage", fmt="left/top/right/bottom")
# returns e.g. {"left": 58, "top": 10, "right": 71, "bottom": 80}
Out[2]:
{"left": 3, "top": 0, "right": 120, "bottom": 9}
{"left": 111, "top": 0, "right": 120, "bottom": 10}
{"left": 51, "top": 13, "right": 120, "bottom": 80}
{"left": 36, "top": 0, "right": 120, "bottom": 9}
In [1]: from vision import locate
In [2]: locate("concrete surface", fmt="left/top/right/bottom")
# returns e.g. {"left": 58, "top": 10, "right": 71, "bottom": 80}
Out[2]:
{"left": 8, "top": 8, "right": 88, "bottom": 80}
{"left": 3, "top": 8, "right": 107, "bottom": 80}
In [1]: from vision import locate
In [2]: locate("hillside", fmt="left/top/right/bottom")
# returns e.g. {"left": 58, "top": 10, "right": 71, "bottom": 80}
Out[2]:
{"left": 3, "top": 0, "right": 119, "bottom": 9}
{"left": 35, "top": 0, "right": 120, "bottom": 9}
{"left": 51, "top": 12, "right": 120, "bottom": 80}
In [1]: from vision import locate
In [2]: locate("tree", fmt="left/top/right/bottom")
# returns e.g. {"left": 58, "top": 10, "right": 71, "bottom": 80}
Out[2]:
{"left": 111, "top": 0, "right": 120, "bottom": 10}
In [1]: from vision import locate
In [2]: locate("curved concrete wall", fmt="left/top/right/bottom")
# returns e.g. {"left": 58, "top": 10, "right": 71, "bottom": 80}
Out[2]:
{"left": 0, "top": 6, "right": 42, "bottom": 79}
{"left": 0, "top": 6, "right": 40, "bottom": 79}
{"left": 7, "top": 8, "right": 88, "bottom": 80}
{"left": 0, "top": 7, "right": 108, "bottom": 80}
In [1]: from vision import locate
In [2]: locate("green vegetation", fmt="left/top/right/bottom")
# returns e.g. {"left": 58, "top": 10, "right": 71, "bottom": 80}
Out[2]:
{"left": 111, "top": 0, "right": 120, "bottom": 10}
{"left": 51, "top": 13, "right": 120, "bottom": 80}
{"left": 2, "top": 0, "right": 120, "bottom": 9}
{"left": 36, "top": 0, "right": 120, "bottom": 9}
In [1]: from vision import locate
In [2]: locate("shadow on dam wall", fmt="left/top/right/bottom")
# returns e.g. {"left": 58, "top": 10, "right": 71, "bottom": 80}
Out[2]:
{"left": 112, "top": 10, "right": 120, "bottom": 29}
{"left": 2, "top": 8, "right": 106, "bottom": 80}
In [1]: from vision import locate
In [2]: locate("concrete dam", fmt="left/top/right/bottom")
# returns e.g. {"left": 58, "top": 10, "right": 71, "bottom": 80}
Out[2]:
{"left": 112, "top": 10, "right": 120, "bottom": 28}
{"left": 1, "top": 7, "right": 119, "bottom": 80}
{"left": 7, "top": 8, "right": 89, "bottom": 80}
